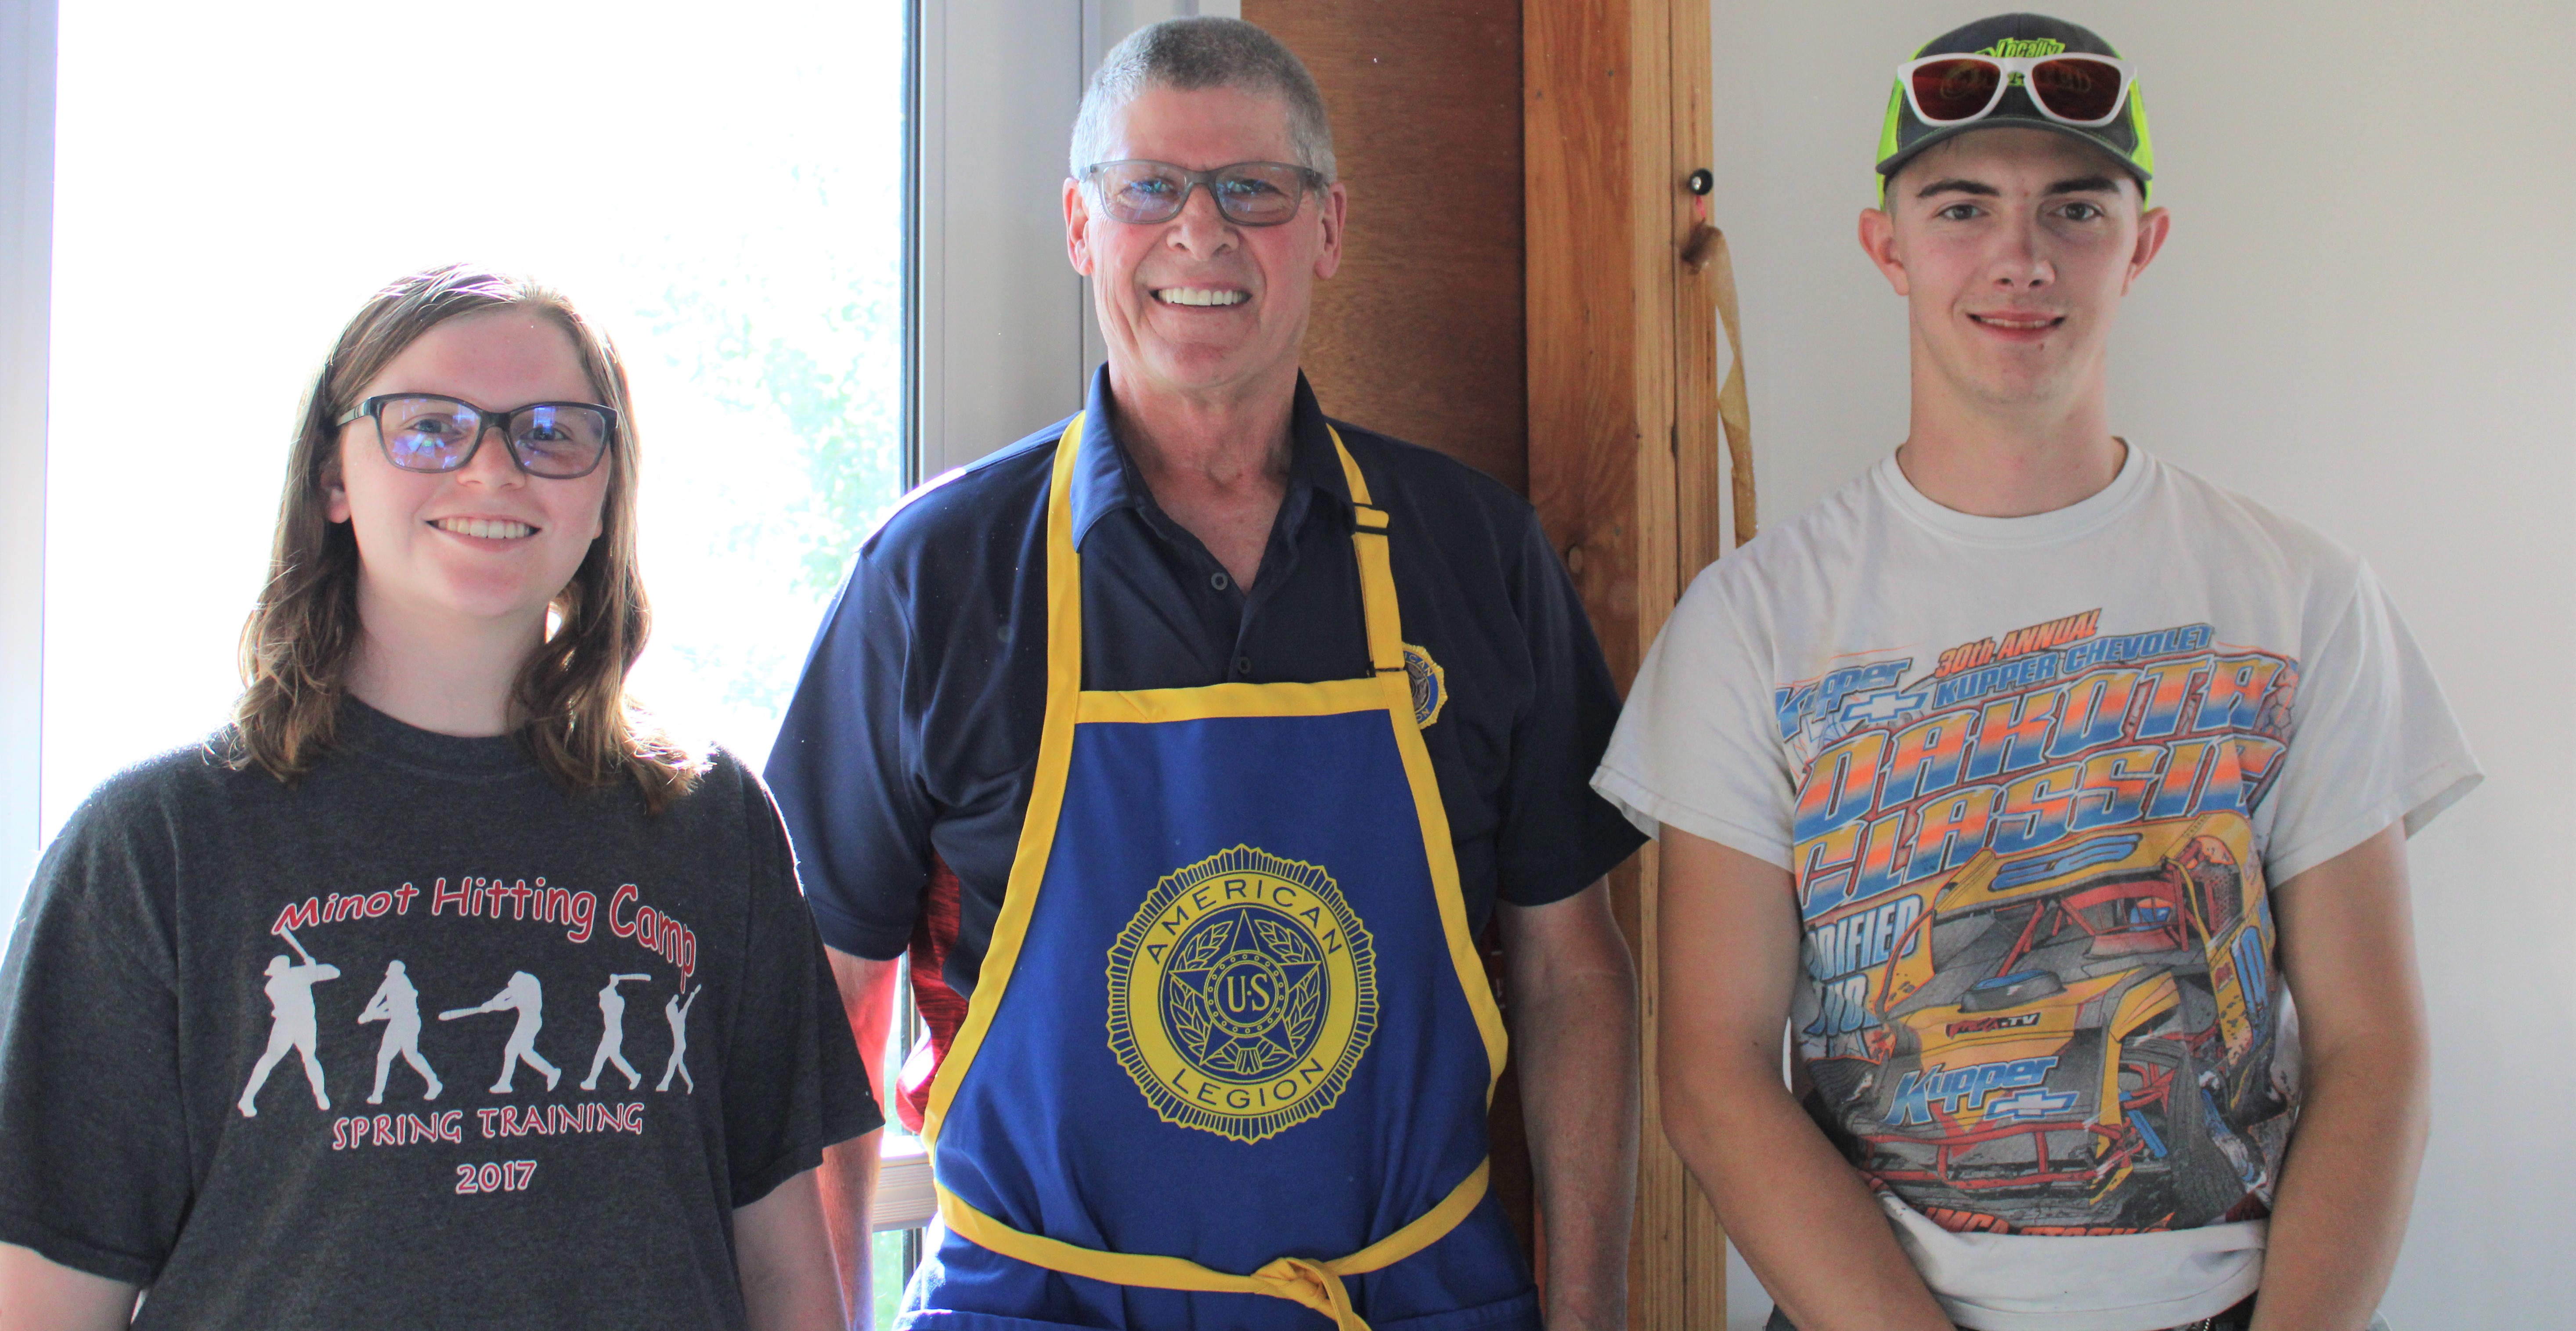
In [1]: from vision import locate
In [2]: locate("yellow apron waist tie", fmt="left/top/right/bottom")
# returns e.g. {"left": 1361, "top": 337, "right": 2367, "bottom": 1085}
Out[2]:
{"left": 934, "top": 1159, "right": 1492, "bottom": 1331}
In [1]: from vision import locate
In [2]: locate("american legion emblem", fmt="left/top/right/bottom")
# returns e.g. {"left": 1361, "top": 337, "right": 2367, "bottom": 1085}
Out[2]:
{"left": 1403, "top": 642, "right": 1447, "bottom": 727}
{"left": 1107, "top": 845, "right": 1378, "bottom": 1143}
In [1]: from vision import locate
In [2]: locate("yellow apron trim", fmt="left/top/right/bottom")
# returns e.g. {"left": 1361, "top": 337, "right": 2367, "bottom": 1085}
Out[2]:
{"left": 1334, "top": 434, "right": 1376, "bottom": 505}
{"left": 1076, "top": 678, "right": 1391, "bottom": 725}
{"left": 920, "top": 417, "right": 1087, "bottom": 1147}
{"left": 1325, "top": 427, "right": 1508, "bottom": 1084}
{"left": 1353, "top": 527, "right": 1407, "bottom": 676}
{"left": 934, "top": 1160, "right": 1492, "bottom": 1331}
{"left": 922, "top": 414, "right": 1511, "bottom": 1303}
{"left": 1378, "top": 664, "right": 1510, "bottom": 1082}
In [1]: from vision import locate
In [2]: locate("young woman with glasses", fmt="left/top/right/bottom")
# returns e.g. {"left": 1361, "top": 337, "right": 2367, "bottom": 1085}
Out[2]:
{"left": 0, "top": 265, "right": 877, "bottom": 1330}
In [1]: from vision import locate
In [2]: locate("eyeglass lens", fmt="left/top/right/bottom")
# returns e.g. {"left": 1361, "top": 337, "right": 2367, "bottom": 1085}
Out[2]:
{"left": 1911, "top": 58, "right": 2004, "bottom": 122}
{"left": 377, "top": 396, "right": 610, "bottom": 478}
{"left": 1910, "top": 56, "right": 2123, "bottom": 124}
{"left": 1093, "top": 162, "right": 1310, "bottom": 226}
{"left": 2027, "top": 58, "right": 2124, "bottom": 122}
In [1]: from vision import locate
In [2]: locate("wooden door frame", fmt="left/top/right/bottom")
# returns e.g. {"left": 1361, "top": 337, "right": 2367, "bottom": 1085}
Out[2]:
{"left": 1527, "top": 0, "right": 1733, "bottom": 1324}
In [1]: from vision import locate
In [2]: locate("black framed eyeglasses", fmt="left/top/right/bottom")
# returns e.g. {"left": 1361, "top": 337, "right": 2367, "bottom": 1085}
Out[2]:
{"left": 334, "top": 393, "right": 617, "bottom": 480}
{"left": 1082, "top": 159, "right": 1325, "bottom": 227}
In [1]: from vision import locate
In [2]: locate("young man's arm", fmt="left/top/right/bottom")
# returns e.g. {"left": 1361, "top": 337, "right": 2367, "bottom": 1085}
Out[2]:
{"left": 818, "top": 948, "right": 903, "bottom": 1330}
{"left": 1657, "top": 828, "right": 1952, "bottom": 1331}
{"left": 2249, "top": 824, "right": 2428, "bottom": 1331}
{"left": 1499, "top": 880, "right": 1638, "bottom": 1331}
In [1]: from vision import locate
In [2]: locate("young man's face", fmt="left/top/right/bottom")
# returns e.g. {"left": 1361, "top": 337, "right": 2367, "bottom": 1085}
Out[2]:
{"left": 1859, "top": 127, "right": 2169, "bottom": 411}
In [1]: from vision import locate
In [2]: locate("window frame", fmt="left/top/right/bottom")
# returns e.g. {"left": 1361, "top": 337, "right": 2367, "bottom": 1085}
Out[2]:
{"left": 911, "top": 0, "right": 1088, "bottom": 483}
{"left": 0, "top": 0, "right": 53, "bottom": 898}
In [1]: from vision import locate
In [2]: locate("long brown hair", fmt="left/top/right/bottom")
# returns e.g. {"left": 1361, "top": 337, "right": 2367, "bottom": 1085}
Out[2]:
{"left": 233, "top": 263, "right": 701, "bottom": 812}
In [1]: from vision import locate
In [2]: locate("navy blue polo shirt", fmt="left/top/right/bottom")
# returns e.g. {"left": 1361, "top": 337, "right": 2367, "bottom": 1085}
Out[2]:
{"left": 766, "top": 366, "right": 1643, "bottom": 999}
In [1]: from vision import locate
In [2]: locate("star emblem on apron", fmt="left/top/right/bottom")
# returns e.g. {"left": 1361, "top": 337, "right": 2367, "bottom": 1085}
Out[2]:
{"left": 1107, "top": 845, "right": 1379, "bottom": 1143}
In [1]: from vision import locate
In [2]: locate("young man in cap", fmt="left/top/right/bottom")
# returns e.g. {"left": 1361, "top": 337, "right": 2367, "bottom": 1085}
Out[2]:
{"left": 1595, "top": 14, "right": 2476, "bottom": 1331}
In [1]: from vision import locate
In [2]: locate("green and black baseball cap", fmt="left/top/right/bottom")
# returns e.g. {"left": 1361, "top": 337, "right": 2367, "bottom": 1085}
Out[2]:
{"left": 1876, "top": 13, "right": 2154, "bottom": 202}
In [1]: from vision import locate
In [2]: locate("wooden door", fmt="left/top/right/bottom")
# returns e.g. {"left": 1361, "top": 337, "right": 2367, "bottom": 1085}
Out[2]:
{"left": 1248, "top": 2, "right": 1740, "bottom": 1323}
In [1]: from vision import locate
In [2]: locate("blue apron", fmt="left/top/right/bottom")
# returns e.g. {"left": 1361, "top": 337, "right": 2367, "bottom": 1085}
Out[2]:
{"left": 903, "top": 418, "right": 1537, "bottom": 1331}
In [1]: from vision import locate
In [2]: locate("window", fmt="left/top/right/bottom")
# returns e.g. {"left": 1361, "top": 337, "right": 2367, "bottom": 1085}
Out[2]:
{"left": 39, "top": 0, "right": 910, "bottom": 837}
{"left": 33, "top": 0, "right": 940, "bottom": 1292}
{"left": 2, "top": 0, "right": 1168, "bottom": 1309}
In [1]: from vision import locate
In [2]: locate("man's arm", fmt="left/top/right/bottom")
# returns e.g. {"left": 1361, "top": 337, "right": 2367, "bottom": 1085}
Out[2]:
{"left": 818, "top": 946, "right": 902, "bottom": 1329}
{"left": 736, "top": 1167, "right": 851, "bottom": 1331}
{"left": 0, "top": 1243, "right": 138, "bottom": 1331}
{"left": 1656, "top": 828, "right": 1951, "bottom": 1331}
{"left": 2249, "top": 824, "right": 2427, "bottom": 1331}
{"left": 1498, "top": 880, "right": 1638, "bottom": 1331}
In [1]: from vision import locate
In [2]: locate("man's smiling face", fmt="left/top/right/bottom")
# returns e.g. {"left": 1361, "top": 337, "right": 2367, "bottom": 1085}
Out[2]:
{"left": 1065, "top": 83, "right": 1345, "bottom": 400}
{"left": 1866, "top": 127, "right": 2167, "bottom": 411}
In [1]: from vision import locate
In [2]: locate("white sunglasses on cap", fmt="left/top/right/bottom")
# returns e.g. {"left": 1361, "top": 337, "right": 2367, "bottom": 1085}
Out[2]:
{"left": 1897, "top": 53, "right": 2138, "bottom": 129}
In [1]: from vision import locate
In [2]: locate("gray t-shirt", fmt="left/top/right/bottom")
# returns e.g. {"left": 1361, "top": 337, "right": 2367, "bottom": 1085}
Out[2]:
{"left": 0, "top": 703, "right": 879, "bottom": 1330}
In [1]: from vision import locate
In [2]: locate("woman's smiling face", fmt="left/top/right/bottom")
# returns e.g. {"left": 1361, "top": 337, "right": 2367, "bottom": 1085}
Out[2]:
{"left": 325, "top": 309, "right": 612, "bottom": 635}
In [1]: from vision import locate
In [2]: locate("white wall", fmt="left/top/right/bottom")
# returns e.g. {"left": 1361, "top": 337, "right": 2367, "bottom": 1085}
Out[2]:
{"left": 1707, "top": 2, "right": 2576, "bottom": 1325}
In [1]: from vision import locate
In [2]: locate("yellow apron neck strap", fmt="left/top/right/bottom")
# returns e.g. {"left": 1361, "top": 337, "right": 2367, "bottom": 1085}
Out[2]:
{"left": 1330, "top": 426, "right": 1375, "bottom": 506}
{"left": 1044, "top": 412, "right": 1088, "bottom": 678}
{"left": 1329, "top": 427, "right": 1408, "bottom": 678}
{"left": 1049, "top": 417, "right": 1403, "bottom": 676}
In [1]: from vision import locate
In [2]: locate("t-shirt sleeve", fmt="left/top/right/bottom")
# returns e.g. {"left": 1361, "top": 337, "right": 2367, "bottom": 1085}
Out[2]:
{"left": 764, "top": 552, "right": 932, "bottom": 960}
{"left": 0, "top": 784, "right": 193, "bottom": 1285}
{"left": 720, "top": 769, "right": 884, "bottom": 1208}
{"left": 2258, "top": 560, "right": 2482, "bottom": 884}
{"left": 1494, "top": 510, "right": 1649, "bottom": 907}
{"left": 1591, "top": 563, "right": 1799, "bottom": 868}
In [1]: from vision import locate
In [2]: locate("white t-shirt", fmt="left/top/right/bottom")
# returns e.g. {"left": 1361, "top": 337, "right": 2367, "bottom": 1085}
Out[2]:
{"left": 1595, "top": 446, "right": 2479, "bottom": 1331}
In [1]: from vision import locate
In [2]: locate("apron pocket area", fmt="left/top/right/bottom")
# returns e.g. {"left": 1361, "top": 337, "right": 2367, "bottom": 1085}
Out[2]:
{"left": 901, "top": 1312, "right": 1105, "bottom": 1331}
{"left": 1369, "top": 1288, "right": 1540, "bottom": 1331}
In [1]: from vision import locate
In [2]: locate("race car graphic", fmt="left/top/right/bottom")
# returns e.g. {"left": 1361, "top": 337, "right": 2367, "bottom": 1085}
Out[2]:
{"left": 1802, "top": 814, "right": 2289, "bottom": 1232}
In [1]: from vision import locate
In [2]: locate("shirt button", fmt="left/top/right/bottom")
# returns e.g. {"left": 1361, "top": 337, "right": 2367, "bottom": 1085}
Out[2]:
{"left": 1210, "top": 572, "right": 1230, "bottom": 591}
{"left": 1235, "top": 655, "right": 1253, "bottom": 676}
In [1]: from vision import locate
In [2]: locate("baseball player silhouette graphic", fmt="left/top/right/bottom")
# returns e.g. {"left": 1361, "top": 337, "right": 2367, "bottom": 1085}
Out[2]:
{"left": 656, "top": 985, "right": 700, "bottom": 1094}
{"left": 581, "top": 974, "right": 653, "bottom": 1092}
{"left": 236, "top": 929, "right": 340, "bottom": 1117}
{"left": 441, "top": 970, "right": 561, "bottom": 1094}
{"left": 358, "top": 959, "right": 442, "bottom": 1104}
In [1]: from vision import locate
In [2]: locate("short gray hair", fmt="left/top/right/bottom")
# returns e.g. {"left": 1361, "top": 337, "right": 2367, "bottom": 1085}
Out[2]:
{"left": 1069, "top": 16, "right": 1336, "bottom": 183}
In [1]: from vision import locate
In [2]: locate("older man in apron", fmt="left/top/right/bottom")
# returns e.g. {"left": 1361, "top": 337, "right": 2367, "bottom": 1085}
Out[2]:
{"left": 770, "top": 18, "right": 1644, "bottom": 1331}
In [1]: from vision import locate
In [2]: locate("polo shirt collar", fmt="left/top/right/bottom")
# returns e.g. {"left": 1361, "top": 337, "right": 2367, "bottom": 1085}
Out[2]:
{"left": 1067, "top": 363, "right": 1353, "bottom": 548}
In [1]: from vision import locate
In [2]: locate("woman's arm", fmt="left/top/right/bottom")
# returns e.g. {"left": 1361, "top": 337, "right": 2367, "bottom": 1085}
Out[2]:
{"left": 818, "top": 948, "right": 902, "bottom": 1327}
{"left": 1657, "top": 829, "right": 1952, "bottom": 1331}
{"left": 736, "top": 1169, "right": 847, "bottom": 1331}
{"left": 0, "top": 1242, "right": 139, "bottom": 1331}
